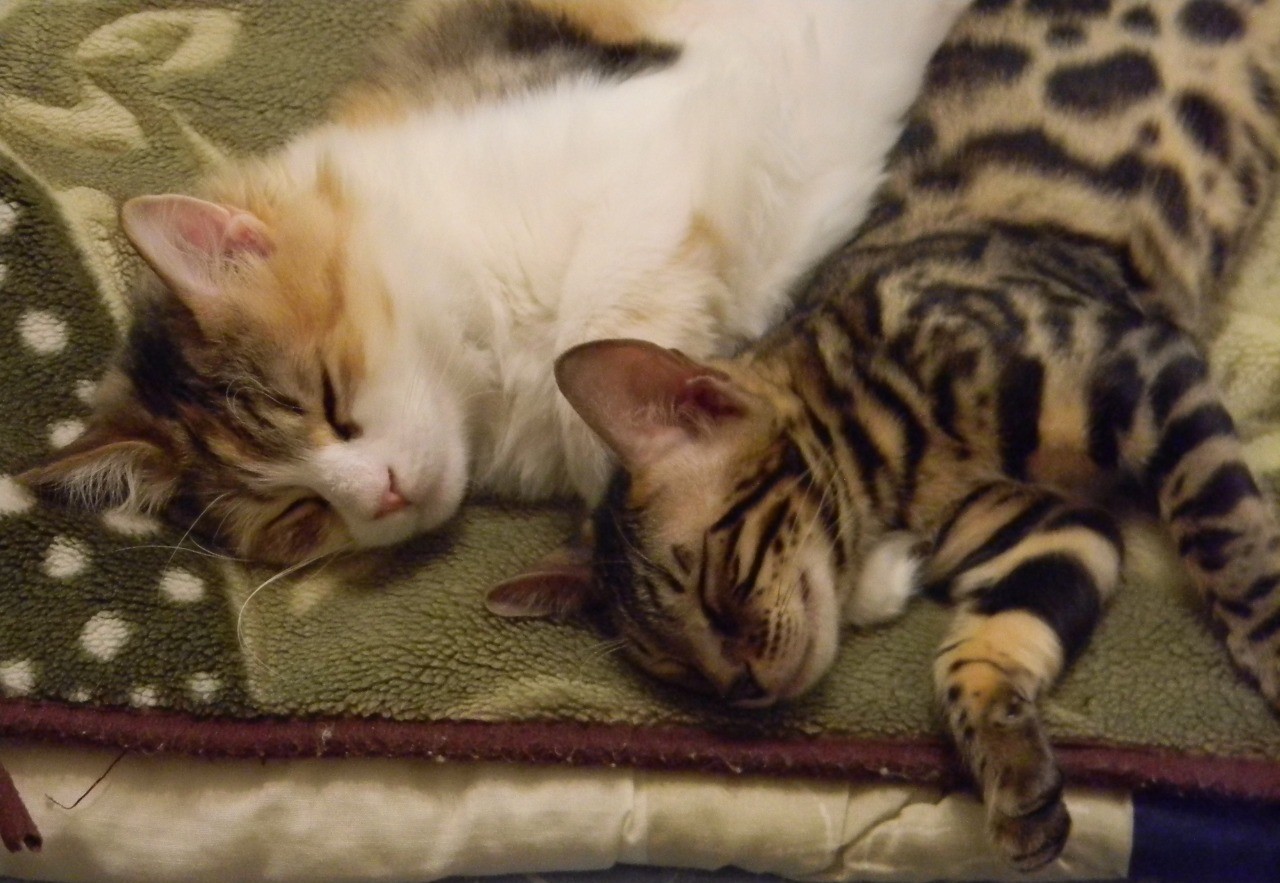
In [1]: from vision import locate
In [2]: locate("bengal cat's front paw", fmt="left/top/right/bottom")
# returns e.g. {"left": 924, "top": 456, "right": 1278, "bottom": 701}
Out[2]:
{"left": 983, "top": 722, "right": 1069, "bottom": 871}
{"left": 954, "top": 681, "right": 1070, "bottom": 870}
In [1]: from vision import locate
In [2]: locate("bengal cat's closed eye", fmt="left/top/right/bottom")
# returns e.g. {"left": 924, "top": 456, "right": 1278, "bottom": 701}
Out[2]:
{"left": 629, "top": 641, "right": 713, "bottom": 693}
{"left": 670, "top": 543, "right": 696, "bottom": 574}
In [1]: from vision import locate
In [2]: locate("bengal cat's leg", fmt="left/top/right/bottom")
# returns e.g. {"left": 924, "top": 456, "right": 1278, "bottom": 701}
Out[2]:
{"left": 1099, "top": 334, "right": 1280, "bottom": 707}
{"left": 925, "top": 481, "right": 1122, "bottom": 871}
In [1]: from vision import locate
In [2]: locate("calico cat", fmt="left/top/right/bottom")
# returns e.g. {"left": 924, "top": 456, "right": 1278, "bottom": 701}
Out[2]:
{"left": 489, "top": 0, "right": 1280, "bottom": 869}
{"left": 18, "top": 0, "right": 959, "bottom": 564}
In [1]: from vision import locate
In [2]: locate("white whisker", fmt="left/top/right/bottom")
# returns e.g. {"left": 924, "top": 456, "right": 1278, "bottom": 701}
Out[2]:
{"left": 235, "top": 552, "right": 336, "bottom": 675}
{"left": 108, "top": 543, "right": 245, "bottom": 562}
{"left": 168, "top": 493, "right": 232, "bottom": 569}
{"left": 573, "top": 636, "right": 628, "bottom": 673}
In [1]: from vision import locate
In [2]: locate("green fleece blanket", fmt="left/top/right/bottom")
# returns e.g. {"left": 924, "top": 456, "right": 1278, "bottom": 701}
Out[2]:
{"left": 0, "top": 0, "right": 1278, "bottom": 802}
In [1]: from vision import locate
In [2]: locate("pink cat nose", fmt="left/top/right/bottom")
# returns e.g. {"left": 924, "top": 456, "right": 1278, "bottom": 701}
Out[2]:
{"left": 373, "top": 471, "right": 411, "bottom": 519}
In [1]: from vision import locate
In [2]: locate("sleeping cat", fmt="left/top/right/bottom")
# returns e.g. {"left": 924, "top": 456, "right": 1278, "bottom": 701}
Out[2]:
{"left": 19, "top": 0, "right": 961, "bottom": 564}
{"left": 490, "top": 0, "right": 1280, "bottom": 869}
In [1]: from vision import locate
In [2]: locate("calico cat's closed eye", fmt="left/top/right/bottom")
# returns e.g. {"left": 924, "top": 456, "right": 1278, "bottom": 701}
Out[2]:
{"left": 272, "top": 496, "right": 329, "bottom": 527}
{"left": 321, "top": 369, "right": 361, "bottom": 441}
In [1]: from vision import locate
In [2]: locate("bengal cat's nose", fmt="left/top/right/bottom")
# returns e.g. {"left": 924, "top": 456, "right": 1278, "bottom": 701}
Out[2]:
{"left": 722, "top": 669, "right": 768, "bottom": 705}
{"left": 373, "top": 470, "right": 410, "bottom": 519}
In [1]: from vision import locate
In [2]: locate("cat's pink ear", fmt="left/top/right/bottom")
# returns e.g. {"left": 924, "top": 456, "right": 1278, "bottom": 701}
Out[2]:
{"left": 555, "top": 338, "right": 750, "bottom": 470}
{"left": 18, "top": 422, "right": 178, "bottom": 513}
{"left": 120, "top": 195, "right": 273, "bottom": 304}
{"left": 486, "top": 543, "right": 598, "bottom": 621}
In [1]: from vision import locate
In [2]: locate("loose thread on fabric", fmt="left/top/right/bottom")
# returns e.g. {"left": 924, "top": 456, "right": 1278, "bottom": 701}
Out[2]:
{"left": 47, "top": 749, "right": 128, "bottom": 811}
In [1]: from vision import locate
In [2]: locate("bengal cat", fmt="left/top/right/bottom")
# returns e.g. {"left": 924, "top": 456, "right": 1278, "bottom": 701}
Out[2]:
{"left": 488, "top": 0, "right": 1280, "bottom": 869}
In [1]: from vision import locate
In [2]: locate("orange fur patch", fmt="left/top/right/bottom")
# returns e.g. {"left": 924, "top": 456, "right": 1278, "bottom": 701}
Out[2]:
{"left": 331, "top": 85, "right": 411, "bottom": 129}
{"left": 528, "top": 0, "right": 668, "bottom": 44}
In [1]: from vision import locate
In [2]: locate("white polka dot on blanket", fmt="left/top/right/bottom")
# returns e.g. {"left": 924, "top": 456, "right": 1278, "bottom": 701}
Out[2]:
{"left": 17, "top": 309, "right": 68, "bottom": 355}
{"left": 0, "top": 475, "right": 34, "bottom": 516}
{"left": 43, "top": 536, "right": 89, "bottom": 579}
{"left": 159, "top": 568, "right": 205, "bottom": 603}
{"left": 49, "top": 418, "right": 85, "bottom": 449}
{"left": 0, "top": 660, "right": 36, "bottom": 697}
{"left": 129, "top": 685, "right": 158, "bottom": 708}
{"left": 187, "top": 672, "right": 220, "bottom": 702}
{"left": 0, "top": 200, "right": 17, "bottom": 236}
{"left": 80, "top": 611, "right": 131, "bottom": 661}
{"left": 75, "top": 379, "right": 98, "bottom": 405}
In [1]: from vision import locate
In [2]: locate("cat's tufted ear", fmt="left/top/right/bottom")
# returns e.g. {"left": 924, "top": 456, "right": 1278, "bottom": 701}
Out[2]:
{"left": 555, "top": 338, "right": 751, "bottom": 471}
{"left": 486, "top": 542, "right": 599, "bottom": 621}
{"left": 18, "top": 420, "right": 179, "bottom": 514}
{"left": 121, "top": 195, "right": 273, "bottom": 307}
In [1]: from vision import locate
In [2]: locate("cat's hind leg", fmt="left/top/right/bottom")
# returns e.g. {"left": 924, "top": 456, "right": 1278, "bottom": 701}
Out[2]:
{"left": 925, "top": 481, "right": 1123, "bottom": 870}
{"left": 1098, "top": 330, "right": 1280, "bottom": 707}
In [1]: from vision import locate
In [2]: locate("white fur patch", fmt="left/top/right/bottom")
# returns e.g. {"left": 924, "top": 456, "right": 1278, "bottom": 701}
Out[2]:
{"left": 273, "top": 0, "right": 960, "bottom": 513}
{"left": 844, "top": 532, "right": 922, "bottom": 628}
{"left": 102, "top": 506, "right": 162, "bottom": 536}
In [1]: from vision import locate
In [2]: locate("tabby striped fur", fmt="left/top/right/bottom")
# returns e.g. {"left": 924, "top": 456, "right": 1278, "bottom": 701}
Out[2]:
{"left": 489, "top": 0, "right": 1280, "bottom": 869}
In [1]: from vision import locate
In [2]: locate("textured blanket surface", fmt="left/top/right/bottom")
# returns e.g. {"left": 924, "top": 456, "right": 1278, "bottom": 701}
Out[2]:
{"left": 1, "top": 0, "right": 1279, "bottom": 800}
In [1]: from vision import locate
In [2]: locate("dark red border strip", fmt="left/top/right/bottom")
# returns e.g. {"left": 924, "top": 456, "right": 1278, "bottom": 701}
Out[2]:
{"left": 1, "top": 699, "right": 1277, "bottom": 801}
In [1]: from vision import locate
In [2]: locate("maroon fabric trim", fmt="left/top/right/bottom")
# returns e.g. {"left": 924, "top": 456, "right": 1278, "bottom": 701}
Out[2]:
{"left": 1, "top": 699, "right": 1277, "bottom": 802}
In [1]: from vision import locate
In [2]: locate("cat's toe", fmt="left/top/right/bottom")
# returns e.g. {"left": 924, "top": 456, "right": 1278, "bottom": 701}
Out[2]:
{"left": 990, "top": 752, "right": 1064, "bottom": 821}
{"left": 986, "top": 742, "right": 1068, "bottom": 870}
{"left": 990, "top": 796, "right": 1071, "bottom": 872}
{"left": 972, "top": 685, "right": 1063, "bottom": 819}
{"left": 957, "top": 679, "right": 1068, "bottom": 868}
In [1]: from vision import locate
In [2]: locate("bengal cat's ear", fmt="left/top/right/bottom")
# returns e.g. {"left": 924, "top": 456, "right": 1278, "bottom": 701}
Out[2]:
{"left": 18, "top": 419, "right": 179, "bottom": 513}
{"left": 555, "top": 338, "right": 750, "bottom": 470}
{"left": 120, "top": 195, "right": 273, "bottom": 310}
{"left": 486, "top": 542, "right": 599, "bottom": 621}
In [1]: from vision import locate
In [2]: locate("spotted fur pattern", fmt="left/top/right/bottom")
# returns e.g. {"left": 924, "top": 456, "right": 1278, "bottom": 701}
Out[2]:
{"left": 515, "top": 0, "right": 1280, "bottom": 869}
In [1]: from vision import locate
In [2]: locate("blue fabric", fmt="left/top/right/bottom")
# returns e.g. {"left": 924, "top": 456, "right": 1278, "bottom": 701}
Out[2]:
{"left": 1130, "top": 792, "right": 1280, "bottom": 882}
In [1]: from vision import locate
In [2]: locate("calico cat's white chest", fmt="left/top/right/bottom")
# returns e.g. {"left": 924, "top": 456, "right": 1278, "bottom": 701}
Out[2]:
{"left": 280, "top": 0, "right": 964, "bottom": 509}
